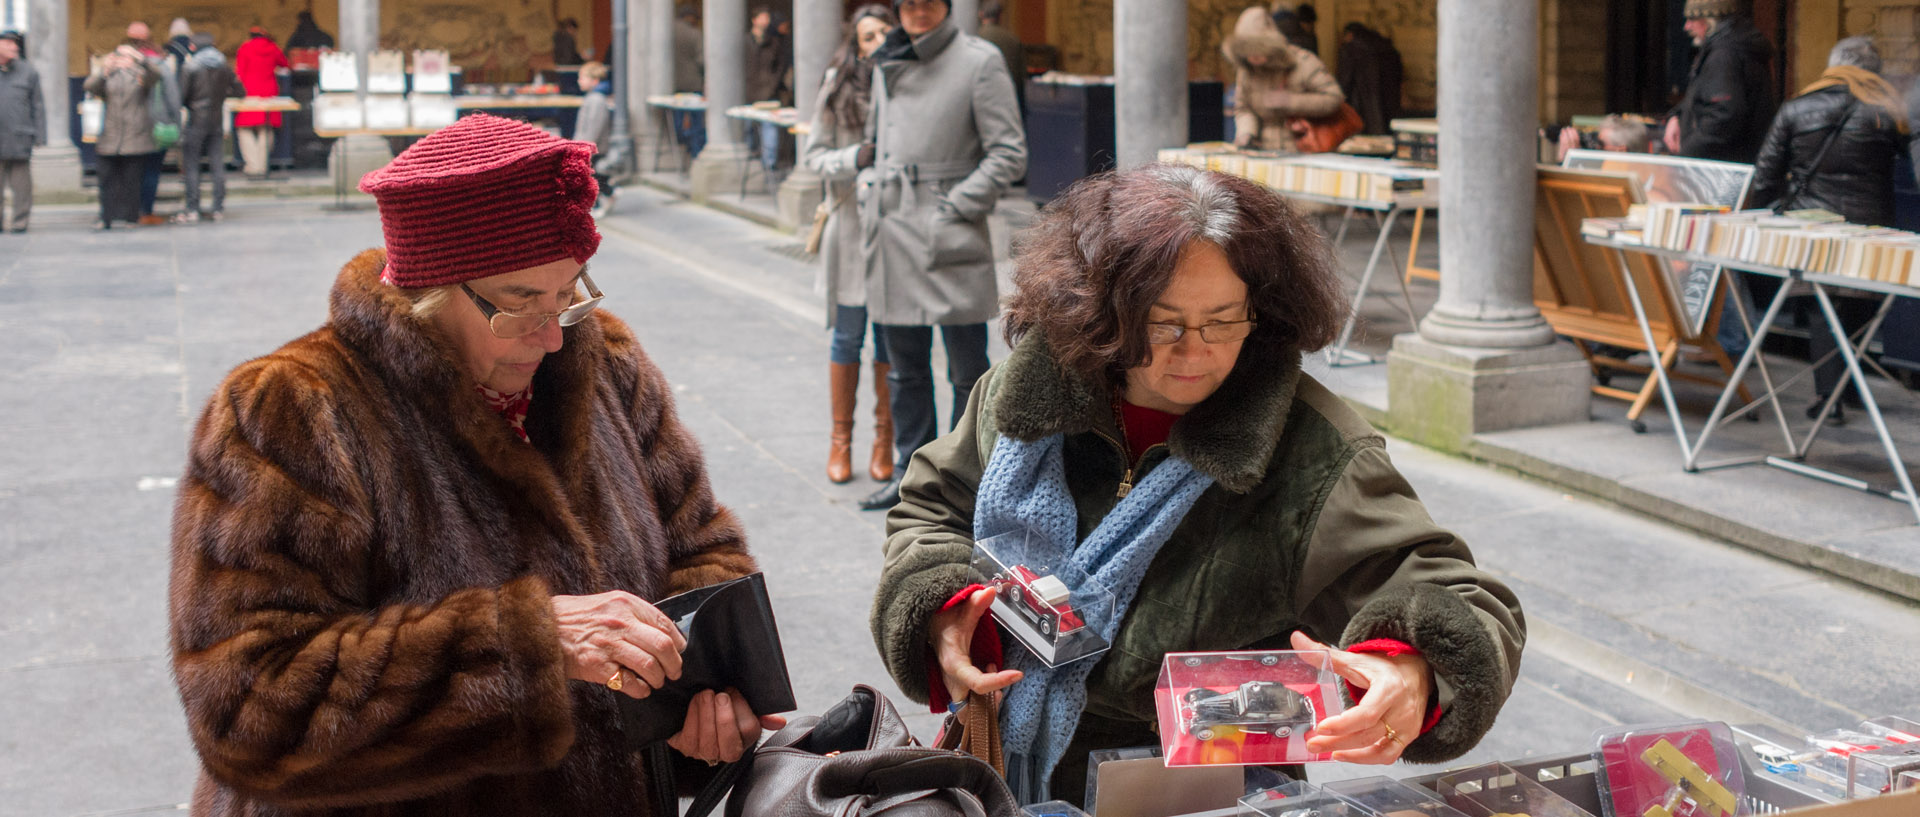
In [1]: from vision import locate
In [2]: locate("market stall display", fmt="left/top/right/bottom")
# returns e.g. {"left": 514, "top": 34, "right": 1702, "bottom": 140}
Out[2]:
{"left": 970, "top": 532, "right": 1114, "bottom": 669}
{"left": 1154, "top": 651, "right": 1343, "bottom": 767}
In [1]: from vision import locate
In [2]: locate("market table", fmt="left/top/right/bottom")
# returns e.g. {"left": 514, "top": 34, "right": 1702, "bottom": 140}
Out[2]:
{"left": 646, "top": 94, "right": 707, "bottom": 172}
{"left": 724, "top": 104, "right": 801, "bottom": 199}
{"left": 1276, "top": 187, "right": 1437, "bottom": 367}
{"left": 1585, "top": 235, "right": 1920, "bottom": 524}
{"left": 313, "top": 126, "right": 440, "bottom": 209}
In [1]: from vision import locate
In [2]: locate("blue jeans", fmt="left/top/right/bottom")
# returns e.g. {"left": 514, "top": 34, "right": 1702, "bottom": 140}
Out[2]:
{"left": 880, "top": 323, "right": 991, "bottom": 463}
{"left": 756, "top": 121, "right": 781, "bottom": 172}
{"left": 830, "top": 305, "right": 891, "bottom": 366}
{"left": 1716, "top": 271, "right": 1752, "bottom": 363}
{"left": 673, "top": 110, "right": 706, "bottom": 158}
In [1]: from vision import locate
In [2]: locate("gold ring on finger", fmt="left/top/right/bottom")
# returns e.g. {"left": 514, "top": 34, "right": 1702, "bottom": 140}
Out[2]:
{"left": 1380, "top": 722, "right": 1400, "bottom": 745}
{"left": 607, "top": 669, "right": 624, "bottom": 691}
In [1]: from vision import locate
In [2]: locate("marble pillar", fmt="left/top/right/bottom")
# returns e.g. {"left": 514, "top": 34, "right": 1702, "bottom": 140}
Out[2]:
{"left": 1385, "top": 0, "right": 1588, "bottom": 452}
{"left": 1114, "top": 0, "right": 1186, "bottom": 169}
{"left": 775, "top": 0, "right": 840, "bottom": 230}
{"left": 690, "top": 0, "right": 748, "bottom": 201}
{"left": 333, "top": 0, "right": 393, "bottom": 188}
{"left": 26, "top": 0, "right": 81, "bottom": 194}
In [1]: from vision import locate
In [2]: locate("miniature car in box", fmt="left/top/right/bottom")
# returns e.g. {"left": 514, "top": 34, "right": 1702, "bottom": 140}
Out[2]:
{"left": 1181, "top": 681, "right": 1317, "bottom": 741}
{"left": 992, "top": 564, "right": 1086, "bottom": 638}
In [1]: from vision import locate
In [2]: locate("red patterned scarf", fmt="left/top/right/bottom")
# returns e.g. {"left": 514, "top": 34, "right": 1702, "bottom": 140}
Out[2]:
{"left": 475, "top": 384, "right": 533, "bottom": 443}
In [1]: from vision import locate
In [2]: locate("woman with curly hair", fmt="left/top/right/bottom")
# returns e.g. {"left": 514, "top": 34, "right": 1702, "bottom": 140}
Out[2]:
{"left": 869, "top": 164, "right": 1525, "bottom": 805}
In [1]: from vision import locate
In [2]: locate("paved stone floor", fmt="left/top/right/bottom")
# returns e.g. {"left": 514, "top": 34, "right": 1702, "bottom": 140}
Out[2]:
{"left": 3, "top": 192, "right": 1917, "bottom": 814}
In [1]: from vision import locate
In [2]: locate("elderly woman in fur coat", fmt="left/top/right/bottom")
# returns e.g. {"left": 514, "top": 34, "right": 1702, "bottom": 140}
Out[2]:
{"left": 1223, "top": 6, "right": 1344, "bottom": 152}
{"left": 168, "top": 114, "right": 781, "bottom": 816}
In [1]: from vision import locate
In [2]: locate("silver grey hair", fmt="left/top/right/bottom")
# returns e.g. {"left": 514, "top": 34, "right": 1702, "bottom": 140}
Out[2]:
{"left": 1144, "top": 163, "right": 1242, "bottom": 245}
{"left": 408, "top": 285, "right": 458, "bottom": 320}
{"left": 1829, "top": 36, "right": 1882, "bottom": 73}
{"left": 1598, "top": 115, "right": 1650, "bottom": 153}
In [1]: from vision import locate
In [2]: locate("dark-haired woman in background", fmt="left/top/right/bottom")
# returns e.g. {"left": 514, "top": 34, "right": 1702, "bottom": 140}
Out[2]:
{"left": 801, "top": 4, "right": 898, "bottom": 486}
{"left": 869, "top": 164, "right": 1526, "bottom": 805}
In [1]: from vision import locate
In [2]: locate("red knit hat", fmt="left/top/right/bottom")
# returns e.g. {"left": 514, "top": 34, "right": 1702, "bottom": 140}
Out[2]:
{"left": 359, "top": 113, "right": 601, "bottom": 288}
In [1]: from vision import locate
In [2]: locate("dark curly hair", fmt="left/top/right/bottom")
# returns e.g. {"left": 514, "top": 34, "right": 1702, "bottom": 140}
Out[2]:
{"left": 1003, "top": 163, "right": 1349, "bottom": 381}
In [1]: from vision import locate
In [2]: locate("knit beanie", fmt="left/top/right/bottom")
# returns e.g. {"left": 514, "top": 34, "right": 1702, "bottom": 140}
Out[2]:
{"left": 1683, "top": 0, "right": 1740, "bottom": 19}
{"left": 359, "top": 114, "right": 601, "bottom": 288}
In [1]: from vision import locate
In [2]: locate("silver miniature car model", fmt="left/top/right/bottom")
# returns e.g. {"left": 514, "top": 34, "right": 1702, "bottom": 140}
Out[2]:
{"left": 1181, "top": 680, "right": 1317, "bottom": 741}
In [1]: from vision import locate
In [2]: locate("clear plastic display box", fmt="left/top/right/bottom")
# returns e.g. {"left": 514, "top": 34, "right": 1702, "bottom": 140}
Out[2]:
{"left": 1240, "top": 781, "right": 1372, "bottom": 817}
{"left": 1023, "top": 802, "right": 1090, "bottom": 817}
{"left": 970, "top": 532, "right": 1115, "bottom": 668}
{"left": 1731, "top": 723, "right": 1847, "bottom": 803}
{"left": 1154, "top": 650, "right": 1345, "bottom": 767}
{"left": 1435, "top": 762, "right": 1600, "bottom": 817}
{"left": 1322, "top": 776, "right": 1472, "bottom": 817}
{"left": 1801, "top": 726, "right": 1920, "bottom": 798}
{"left": 1593, "top": 720, "right": 1749, "bottom": 817}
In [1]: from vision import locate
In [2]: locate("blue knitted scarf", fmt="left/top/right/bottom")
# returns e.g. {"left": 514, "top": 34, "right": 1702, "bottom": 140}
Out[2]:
{"left": 973, "top": 432, "right": 1215, "bottom": 803}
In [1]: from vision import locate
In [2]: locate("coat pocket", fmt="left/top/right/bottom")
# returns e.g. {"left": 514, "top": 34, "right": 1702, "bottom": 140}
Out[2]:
{"left": 928, "top": 202, "right": 991, "bottom": 268}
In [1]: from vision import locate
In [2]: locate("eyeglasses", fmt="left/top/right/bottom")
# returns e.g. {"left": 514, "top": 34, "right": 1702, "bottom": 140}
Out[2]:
{"left": 461, "top": 271, "right": 605, "bottom": 339}
{"left": 1145, "top": 319, "right": 1256, "bottom": 345}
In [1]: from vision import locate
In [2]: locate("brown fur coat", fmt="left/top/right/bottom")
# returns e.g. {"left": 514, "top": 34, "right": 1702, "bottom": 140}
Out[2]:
{"left": 169, "top": 248, "right": 755, "bottom": 815}
{"left": 1222, "top": 6, "right": 1344, "bottom": 152}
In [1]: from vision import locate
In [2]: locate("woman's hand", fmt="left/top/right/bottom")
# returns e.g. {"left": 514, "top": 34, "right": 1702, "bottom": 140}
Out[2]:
{"left": 667, "top": 688, "right": 789, "bottom": 764}
{"left": 1664, "top": 117, "right": 1683, "bottom": 155}
{"left": 928, "top": 586, "right": 1023, "bottom": 703}
{"left": 1292, "top": 631, "right": 1432, "bottom": 764}
{"left": 552, "top": 591, "right": 688, "bottom": 699}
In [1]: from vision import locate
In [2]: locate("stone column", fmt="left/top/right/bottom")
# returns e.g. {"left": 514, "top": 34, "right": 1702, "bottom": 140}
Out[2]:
{"left": 1114, "top": 0, "right": 1187, "bottom": 169}
{"left": 27, "top": 0, "right": 82, "bottom": 195}
{"left": 951, "top": 0, "right": 981, "bottom": 35}
{"left": 689, "top": 0, "right": 748, "bottom": 201}
{"left": 601, "top": 0, "right": 638, "bottom": 177}
{"left": 774, "top": 0, "right": 840, "bottom": 230}
{"left": 334, "top": 0, "right": 393, "bottom": 189}
{"left": 1385, "top": 0, "right": 1588, "bottom": 452}
{"left": 637, "top": 0, "right": 674, "bottom": 167}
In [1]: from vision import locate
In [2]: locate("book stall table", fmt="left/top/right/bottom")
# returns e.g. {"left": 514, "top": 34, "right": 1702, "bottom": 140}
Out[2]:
{"left": 1157, "top": 147, "right": 1440, "bottom": 367}
{"left": 646, "top": 94, "right": 707, "bottom": 172}
{"left": 1583, "top": 234, "right": 1920, "bottom": 524}
{"left": 724, "top": 104, "right": 802, "bottom": 199}
{"left": 314, "top": 126, "right": 441, "bottom": 210}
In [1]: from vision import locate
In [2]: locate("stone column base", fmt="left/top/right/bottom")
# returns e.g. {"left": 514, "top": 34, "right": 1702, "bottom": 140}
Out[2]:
{"left": 28, "top": 147, "right": 85, "bottom": 197}
{"left": 1386, "top": 332, "right": 1591, "bottom": 453}
{"left": 776, "top": 172, "right": 823, "bottom": 234}
{"left": 689, "top": 144, "right": 749, "bottom": 203}
{"left": 329, "top": 134, "right": 396, "bottom": 194}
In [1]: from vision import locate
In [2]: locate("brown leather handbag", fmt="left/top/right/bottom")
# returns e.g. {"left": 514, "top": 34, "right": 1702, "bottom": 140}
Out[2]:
{"left": 934, "top": 690, "right": 1005, "bottom": 777}
{"left": 1287, "top": 102, "right": 1365, "bottom": 154}
{"left": 719, "top": 685, "right": 1021, "bottom": 817}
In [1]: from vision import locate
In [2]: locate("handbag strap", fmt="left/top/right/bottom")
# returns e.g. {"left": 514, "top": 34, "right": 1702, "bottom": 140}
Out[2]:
{"left": 821, "top": 751, "right": 1023, "bottom": 817}
{"left": 1776, "top": 97, "right": 1858, "bottom": 214}
{"left": 647, "top": 743, "right": 754, "bottom": 817}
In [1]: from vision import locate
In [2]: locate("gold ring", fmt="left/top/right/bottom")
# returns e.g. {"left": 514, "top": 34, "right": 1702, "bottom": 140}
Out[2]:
{"left": 1381, "top": 722, "right": 1400, "bottom": 745}
{"left": 706, "top": 759, "right": 719, "bottom": 767}
{"left": 607, "top": 670, "right": 624, "bottom": 692}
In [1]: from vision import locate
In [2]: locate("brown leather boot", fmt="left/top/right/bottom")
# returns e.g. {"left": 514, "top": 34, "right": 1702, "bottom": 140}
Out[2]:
{"left": 827, "top": 362, "right": 858, "bottom": 483}
{"left": 869, "top": 362, "right": 895, "bottom": 482}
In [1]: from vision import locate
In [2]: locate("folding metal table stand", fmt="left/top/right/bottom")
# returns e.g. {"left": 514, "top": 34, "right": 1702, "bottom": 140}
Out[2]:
{"left": 1283, "top": 192, "right": 1435, "bottom": 367}
{"left": 1587, "top": 236, "right": 1920, "bottom": 524}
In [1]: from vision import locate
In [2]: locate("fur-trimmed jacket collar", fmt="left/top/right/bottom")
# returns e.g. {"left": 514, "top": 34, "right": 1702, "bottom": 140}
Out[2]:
{"left": 989, "top": 332, "right": 1301, "bottom": 494}
{"left": 169, "top": 248, "right": 753, "bottom": 816}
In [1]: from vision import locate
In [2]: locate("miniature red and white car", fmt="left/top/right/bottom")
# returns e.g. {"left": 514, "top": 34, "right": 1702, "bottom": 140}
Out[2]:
{"left": 994, "top": 564, "right": 1086, "bottom": 637}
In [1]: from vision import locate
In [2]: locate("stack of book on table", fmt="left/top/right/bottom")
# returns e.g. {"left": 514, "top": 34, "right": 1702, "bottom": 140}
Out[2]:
{"left": 1156, "top": 145, "right": 1439, "bottom": 205}
{"left": 1583, "top": 204, "right": 1920, "bottom": 286}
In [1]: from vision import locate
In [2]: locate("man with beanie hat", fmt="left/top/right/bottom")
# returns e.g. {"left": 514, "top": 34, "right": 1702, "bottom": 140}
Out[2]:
{"left": 832, "top": 0, "right": 1026, "bottom": 510}
{"left": 168, "top": 113, "right": 778, "bottom": 817}
{"left": 1664, "top": 0, "right": 1775, "bottom": 163}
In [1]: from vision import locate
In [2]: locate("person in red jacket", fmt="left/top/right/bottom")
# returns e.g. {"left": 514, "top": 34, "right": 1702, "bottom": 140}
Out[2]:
{"left": 232, "top": 26, "right": 288, "bottom": 179}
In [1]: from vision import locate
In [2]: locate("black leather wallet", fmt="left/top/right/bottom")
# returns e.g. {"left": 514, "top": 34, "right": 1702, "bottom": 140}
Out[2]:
{"left": 618, "top": 572, "right": 798, "bottom": 747}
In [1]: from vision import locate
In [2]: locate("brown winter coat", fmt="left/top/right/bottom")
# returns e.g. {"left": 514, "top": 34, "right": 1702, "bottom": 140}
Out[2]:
{"left": 169, "top": 248, "right": 755, "bottom": 816}
{"left": 1222, "top": 7, "right": 1343, "bottom": 153}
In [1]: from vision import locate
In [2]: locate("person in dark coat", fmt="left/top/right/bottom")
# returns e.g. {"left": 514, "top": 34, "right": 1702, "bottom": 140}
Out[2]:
{"left": 1271, "top": 2, "right": 1318, "bottom": 55}
{"left": 1664, "top": 0, "right": 1775, "bottom": 164}
{"left": 284, "top": 11, "right": 336, "bottom": 50}
{"left": 552, "top": 17, "right": 585, "bottom": 66}
{"left": 1335, "top": 22, "right": 1402, "bottom": 135}
{"left": 0, "top": 30, "right": 44, "bottom": 233}
{"left": 1751, "top": 37, "right": 1910, "bottom": 423}
{"left": 169, "top": 114, "right": 782, "bottom": 817}
{"left": 175, "top": 33, "right": 238, "bottom": 223}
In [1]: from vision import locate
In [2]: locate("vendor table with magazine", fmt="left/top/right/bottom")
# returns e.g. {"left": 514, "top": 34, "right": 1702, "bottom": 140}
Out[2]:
{"left": 1583, "top": 232, "right": 1920, "bottom": 524}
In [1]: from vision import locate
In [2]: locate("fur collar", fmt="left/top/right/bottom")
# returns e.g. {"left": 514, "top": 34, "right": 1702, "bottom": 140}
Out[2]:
{"left": 990, "top": 333, "right": 1301, "bottom": 493}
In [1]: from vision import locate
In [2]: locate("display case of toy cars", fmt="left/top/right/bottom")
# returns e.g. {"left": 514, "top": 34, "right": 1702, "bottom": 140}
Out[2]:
{"left": 971, "top": 533, "right": 1115, "bottom": 668}
{"left": 1240, "top": 782, "right": 1372, "bottom": 817}
{"left": 1322, "top": 776, "right": 1473, "bottom": 817}
{"left": 1858, "top": 717, "right": 1920, "bottom": 744}
{"left": 1732, "top": 723, "right": 1847, "bottom": 803}
{"left": 1899, "top": 770, "right": 1920, "bottom": 792}
{"left": 1593, "top": 721, "right": 1749, "bottom": 817}
{"left": 1024, "top": 802, "right": 1091, "bottom": 817}
{"left": 1802, "top": 727, "right": 1920, "bottom": 798}
{"left": 1435, "top": 762, "right": 1599, "bottom": 817}
{"left": 1154, "top": 650, "right": 1344, "bottom": 767}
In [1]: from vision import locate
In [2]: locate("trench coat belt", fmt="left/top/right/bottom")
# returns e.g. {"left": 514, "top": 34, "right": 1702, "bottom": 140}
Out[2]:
{"left": 863, "top": 158, "right": 981, "bottom": 245}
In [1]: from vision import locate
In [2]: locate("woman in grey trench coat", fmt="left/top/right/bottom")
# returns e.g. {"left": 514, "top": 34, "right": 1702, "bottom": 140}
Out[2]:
{"left": 817, "top": 0, "right": 1027, "bottom": 510}
{"left": 84, "top": 45, "right": 158, "bottom": 230}
{"left": 803, "top": 4, "right": 898, "bottom": 487}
